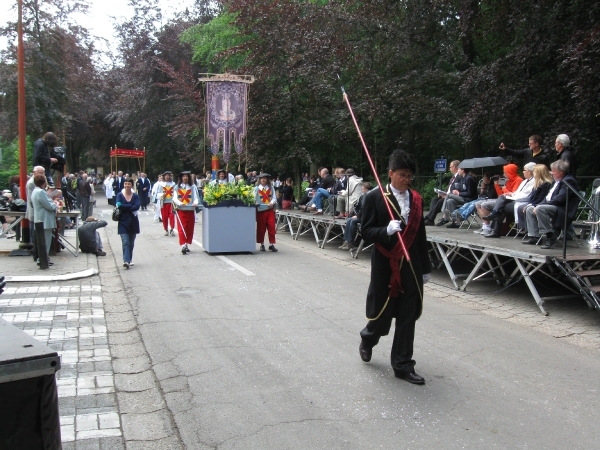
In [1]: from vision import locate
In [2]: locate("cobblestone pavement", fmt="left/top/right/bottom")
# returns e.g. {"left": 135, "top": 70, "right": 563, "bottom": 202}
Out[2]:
{"left": 1, "top": 281, "right": 125, "bottom": 449}
{"left": 0, "top": 226, "right": 181, "bottom": 449}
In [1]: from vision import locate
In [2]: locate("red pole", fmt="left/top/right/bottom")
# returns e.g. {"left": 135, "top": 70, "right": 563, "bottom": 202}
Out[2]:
{"left": 17, "top": 0, "right": 32, "bottom": 245}
{"left": 17, "top": 0, "right": 27, "bottom": 201}
{"left": 341, "top": 90, "right": 410, "bottom": 261}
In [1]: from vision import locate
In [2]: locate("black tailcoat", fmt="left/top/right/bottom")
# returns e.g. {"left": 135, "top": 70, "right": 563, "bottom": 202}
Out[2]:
{"left": 361, "top": 186, "right": 431, "bottom": 320}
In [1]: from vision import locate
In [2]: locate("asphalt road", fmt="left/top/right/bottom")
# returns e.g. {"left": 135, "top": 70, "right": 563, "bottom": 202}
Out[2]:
{"left": 104, "top": 208, "right": 600, "bottom": 449}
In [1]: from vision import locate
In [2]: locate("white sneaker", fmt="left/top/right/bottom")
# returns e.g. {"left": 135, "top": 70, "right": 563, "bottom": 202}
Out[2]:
{"left": 473, "top": 229, "right": 483, "bottom": 234}
{"left": 129, "top": 262, "right": 134, "bottom": 266}
{"left": 481, "top": 228, "right": 493, "bottom": 236}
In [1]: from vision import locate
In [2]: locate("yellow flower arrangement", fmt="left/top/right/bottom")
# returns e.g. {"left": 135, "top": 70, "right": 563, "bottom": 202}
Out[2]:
{"left": 203, "top": 181, "right": 255, "bottom": 206}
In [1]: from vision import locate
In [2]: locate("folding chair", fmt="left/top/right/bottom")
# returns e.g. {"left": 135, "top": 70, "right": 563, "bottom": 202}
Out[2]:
{"left": 458, "top": 211, "right": 480, "bottom": 230}
{"left": 575, "top": 181, "right": 600, "bottom": 221}
{"left": 323, "top": 196, "right": 336, "bottom": 215}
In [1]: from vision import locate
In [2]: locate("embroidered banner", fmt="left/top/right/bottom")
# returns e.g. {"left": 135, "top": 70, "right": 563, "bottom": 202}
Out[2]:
{"left": 206, "top": 81, "right": 248, "bottom": 162}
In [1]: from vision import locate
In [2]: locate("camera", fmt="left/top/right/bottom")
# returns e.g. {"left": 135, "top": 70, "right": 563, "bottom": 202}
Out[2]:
{"left": 491, "top": 175, "right": 500, "bottom": 181}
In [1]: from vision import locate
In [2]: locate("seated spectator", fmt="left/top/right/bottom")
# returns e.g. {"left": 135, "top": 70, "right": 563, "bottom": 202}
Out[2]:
{"left": 523, "top": 160, "right": 578, "bottom": 249}
{"left": 297, "top": 176, "right": 318, "bottom": 207}
{"left": 483, "top": 162, "right": 536, "bottom": 238}
{"left": 475, "top": 163, "right": 523, "bottom": 235}
{"left": 339, "top": 182, "right": 372, "bottom": 250}
{"left": 0, "top": 190, "right": 14, "bottom": 238}
{"left": 437, "top": 166, "right": 477, "bottom": 225}
{"left": 280, "top": 178, "right": 295, "bottom": 209}
{"left": 516, "top": 164, "right": 553, "bottom": 234}
{"left": 299, "top": 168, "right": 336, "bottom": 214}
{"left": 335, "top": 168, "right": 363, "bottom": 218}
{"left": 446, "top": 172, "right": 497, "bottom": 228}
{"left": 425, "top": 160, "right": 460, "bottom": 226}
{"left": 78, "top": 216, "right": 108, "bottom": 256}
{"left": 324, "top": 167, "right": 347, "bottom": 214}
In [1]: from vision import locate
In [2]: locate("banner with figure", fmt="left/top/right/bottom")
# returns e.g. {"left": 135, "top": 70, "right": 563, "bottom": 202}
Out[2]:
{"left": 206, "top": 81, "right": 248, "bottom": 162}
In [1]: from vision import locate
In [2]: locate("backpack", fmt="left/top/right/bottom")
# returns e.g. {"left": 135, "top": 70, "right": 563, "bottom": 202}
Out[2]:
{"left": 71, "top": 178, "right": 78, "bottom": 190}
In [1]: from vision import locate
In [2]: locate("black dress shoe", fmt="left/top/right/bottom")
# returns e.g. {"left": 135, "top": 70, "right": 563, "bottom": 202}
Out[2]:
{"left": 394, "top": 370, "right": 425, "bottom": 385}
{"left": 359, "top": 341, "right": 372, "bottom": 362}
{"left": 541, "top": 234, "right": 557, "bottom": 249}
{"left": 424, "top": 219, "right": 435, "bottom": 226}
{"left": 435, "top": 219, "right": 449, "bottom": 227}
{"left": 522, "top": 236, "right": 539, "bottom": 245}
{"left": 446, "top": 222, "right": 460, "bottom": 229}
{"left": 484, "top": 233, "right": 501, "bottom": 238}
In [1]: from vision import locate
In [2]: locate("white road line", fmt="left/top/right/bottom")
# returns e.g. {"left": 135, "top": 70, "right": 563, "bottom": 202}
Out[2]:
{"left": 215, "top": 255, "right": 255, "bottom": 276}
{"left": 160, "top": 230, "right": 254, "bottom": 277}
{"left": 190, "top": 238, "right": 255, "bottom": 276}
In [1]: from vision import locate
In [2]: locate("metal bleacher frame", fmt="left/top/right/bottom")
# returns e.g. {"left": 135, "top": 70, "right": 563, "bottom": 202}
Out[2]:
{"left": 276, "top": 209, "right": 373, "bottom": 258}
{"left": 276, "top": 209, "right": 345, "bottom": 249}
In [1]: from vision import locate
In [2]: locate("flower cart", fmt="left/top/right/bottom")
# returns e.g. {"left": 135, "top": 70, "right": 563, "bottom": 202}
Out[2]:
{"left": 201, "top": 182, "right": 257, "bottom": 253}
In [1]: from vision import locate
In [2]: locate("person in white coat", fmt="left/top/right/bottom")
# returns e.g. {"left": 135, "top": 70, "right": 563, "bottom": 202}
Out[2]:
{"left": 104, "top": 174, "right": 115, "bottom": 206}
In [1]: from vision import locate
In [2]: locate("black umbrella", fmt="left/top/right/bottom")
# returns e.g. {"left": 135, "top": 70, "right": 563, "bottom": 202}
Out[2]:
{"left": 458, "top": 156, "right": 507, "bottom": 169}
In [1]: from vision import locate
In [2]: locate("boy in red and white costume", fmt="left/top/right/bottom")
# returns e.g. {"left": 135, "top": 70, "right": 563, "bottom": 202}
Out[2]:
{"left": 173, "top": 171, "right": 199, "bottom": 254}
{"left": 254, "top": 173, "right": 278, "bottom": 252}
{"left": 158, "top": 171, "right": 177, "bottom": 236}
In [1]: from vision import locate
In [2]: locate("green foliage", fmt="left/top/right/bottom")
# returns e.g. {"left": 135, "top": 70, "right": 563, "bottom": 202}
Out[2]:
{"left": 180, "top": 12, "right": 250, "bottom": 71}
{"left": 417, "top": 177, "right": 441, "bottom": 211}
{"left": 203, "top": 181, "right": 255, "bottom": 205}
{"left": 0, "top": 136, "right": 33, "bottom": 189}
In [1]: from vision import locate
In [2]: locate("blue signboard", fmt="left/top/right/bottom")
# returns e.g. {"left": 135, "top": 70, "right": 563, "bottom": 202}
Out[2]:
{"left": 434, "top": 159, "right": 447, "bottom": 173}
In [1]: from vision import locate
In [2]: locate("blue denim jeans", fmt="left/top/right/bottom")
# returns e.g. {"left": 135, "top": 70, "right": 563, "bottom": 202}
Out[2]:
{"left": 120, "top": 233, "right": 136, "bottom": 263}
{"left": 311, "top": 188, "right": 330, "bottom": 210}
{"left": 453, "top": 200, "right": 478, "bottom": 221}
{"left": 344, "top": 217, "right": 359, "bottom": 244}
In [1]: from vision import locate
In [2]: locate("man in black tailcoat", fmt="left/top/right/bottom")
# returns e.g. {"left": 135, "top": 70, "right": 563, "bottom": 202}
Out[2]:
{"left": 358, "top": 149, "right": 432, "bottom": 385}
{"left": 113, "top": 171, "right": 125, "bottom": 194}
{"left": 136, "top": 172, "right": 151, "bottom": 210}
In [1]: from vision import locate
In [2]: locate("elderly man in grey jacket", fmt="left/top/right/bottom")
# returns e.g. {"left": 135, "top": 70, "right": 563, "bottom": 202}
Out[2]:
{"left": 334, "top": 168, "right": 363, "bottom": 218}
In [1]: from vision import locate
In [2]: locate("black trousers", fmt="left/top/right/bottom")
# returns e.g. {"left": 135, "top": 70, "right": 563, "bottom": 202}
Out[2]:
{"left": 360, "top": 262, "right": 421, "bottom": 373}
{"left": 425, "top": 196, "right": 444, "bottom": 222}
{"left": 492, "top": 195, "right": 512, "bottom": 213}
{"left": 492, "top": 201, "right": 514, "bottom": 235}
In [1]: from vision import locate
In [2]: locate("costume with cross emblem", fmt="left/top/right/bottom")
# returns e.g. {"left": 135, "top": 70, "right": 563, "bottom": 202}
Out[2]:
{"left": 173, "top": 171, "right": 199, "bottom": 253}
{"left": 254, "top": 172, "right": 278, "bottom": 252}
{"left": 158, "top": 171, "right": 177, "bottom": 235}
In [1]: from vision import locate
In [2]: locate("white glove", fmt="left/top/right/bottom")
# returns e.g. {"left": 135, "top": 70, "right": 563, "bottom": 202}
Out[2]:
{"left": 386, "top": 220, "right": 402, "bottom": 236}
{"left": 423, "top": 273, "right": 431, "bottom": 284}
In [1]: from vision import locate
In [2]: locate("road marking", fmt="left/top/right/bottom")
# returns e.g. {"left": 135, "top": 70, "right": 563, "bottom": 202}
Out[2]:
{"left": 167, "top": 230, "right": 255, "bottom": 277}
{"left": 191, "top": 239, "right": 255, "bottom": 276}
{"left": 215, "top": 255, "right": 255, "bottom": 276}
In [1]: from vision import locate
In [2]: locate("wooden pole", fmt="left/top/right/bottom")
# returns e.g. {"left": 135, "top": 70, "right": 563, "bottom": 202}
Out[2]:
{"left": 17, "top": 0, "right": 31, "bottom": 245}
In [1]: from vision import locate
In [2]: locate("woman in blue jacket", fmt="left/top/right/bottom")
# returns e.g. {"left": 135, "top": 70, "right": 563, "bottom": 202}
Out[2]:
{"left": 116, "top": 178, "right": 140, "bottom": 269}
